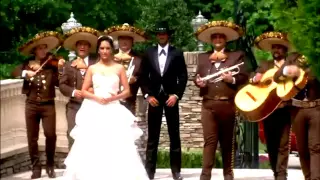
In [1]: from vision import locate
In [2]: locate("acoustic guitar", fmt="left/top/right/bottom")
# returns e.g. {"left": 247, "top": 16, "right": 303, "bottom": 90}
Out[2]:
{"left": 276, "top": 68, "right": 308, "bottom": 101}
{"left": 235, "top": 68, "right": 283, "bottom": 122}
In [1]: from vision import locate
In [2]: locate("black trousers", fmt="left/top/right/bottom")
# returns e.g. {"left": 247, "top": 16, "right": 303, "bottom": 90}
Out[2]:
{"left": 263, "top": 107, "right": 292, "bottom": 180}
{"left": 145, "top": 92, "right": 182, "bottom": 174}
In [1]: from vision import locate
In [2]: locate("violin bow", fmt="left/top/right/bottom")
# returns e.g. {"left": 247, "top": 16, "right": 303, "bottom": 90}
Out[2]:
{"left": 34, "top": 46, "right": 62, "bottom": 74}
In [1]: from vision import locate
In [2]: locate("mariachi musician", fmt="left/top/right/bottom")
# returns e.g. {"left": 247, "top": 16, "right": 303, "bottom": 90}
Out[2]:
{"left": 11, "top": 31, "right": 65, "bottom": 179}
{"left": 59, "top": 26, "right": 99, "bottom": 149}
{"left": 104, "top": 23, "right": 147, "bottom": 114}
{"left": 274, "top": 53, "right": 320, "bottom": 180}
{"left": 194, "top": 20, "right": 248, "bottom": 180}
{"left": 250, "top": 32, "right": 293, "bottom": 180}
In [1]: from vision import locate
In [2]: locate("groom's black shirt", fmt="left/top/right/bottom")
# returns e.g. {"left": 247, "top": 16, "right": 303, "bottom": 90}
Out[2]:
{"left": 140, "top": 44, "right": 188, "bottom": 100}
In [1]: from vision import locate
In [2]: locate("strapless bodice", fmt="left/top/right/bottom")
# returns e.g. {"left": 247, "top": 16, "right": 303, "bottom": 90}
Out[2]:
{"left": 92, "top": 73, "right": 119, "bottom": 98}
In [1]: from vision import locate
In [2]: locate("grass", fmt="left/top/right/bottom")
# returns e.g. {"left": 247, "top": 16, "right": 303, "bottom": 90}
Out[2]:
{"left": 157, "top": 147, "right": 271, "bottom": 169}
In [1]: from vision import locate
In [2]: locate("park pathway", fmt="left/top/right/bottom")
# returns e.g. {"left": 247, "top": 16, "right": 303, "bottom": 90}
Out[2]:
{"left": 2, "top": 168, "right": 304, "bottom": 180}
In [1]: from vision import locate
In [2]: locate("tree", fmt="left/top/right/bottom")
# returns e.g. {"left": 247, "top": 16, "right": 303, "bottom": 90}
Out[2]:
{"left": 0, "top": 0, "right": 145, "bottom": 78}
{"left": 1, "top": 0, "right": 319, "bottom": 79}
{"left": 0, "top": 0, "right": 71, "bottom": 63}
{"left": 0, "top": 0, "right": 72, "bottom": 79}
{"left": 65, "top": 0, "right": 143, "bottom": 30}
{"left": 135, "top": 0, "right": 197, "bottom": 51}
{"left": 271, "top": 0, "right": 320, "bottom": 78}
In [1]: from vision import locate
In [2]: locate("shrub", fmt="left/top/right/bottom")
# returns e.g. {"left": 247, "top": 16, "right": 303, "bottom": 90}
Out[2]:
{"left": 156, "top": 148, "right": 222, "bottom": 168}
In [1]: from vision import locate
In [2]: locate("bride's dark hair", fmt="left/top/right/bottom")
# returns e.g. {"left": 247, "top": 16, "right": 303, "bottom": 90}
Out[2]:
{"left": 96, "top": 35, "right": 115, "bottom": 54}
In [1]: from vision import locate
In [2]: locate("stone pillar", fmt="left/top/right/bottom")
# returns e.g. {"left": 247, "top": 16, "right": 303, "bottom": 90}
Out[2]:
{"left": 135, "top": 88, "right": 148, "bottom": 163}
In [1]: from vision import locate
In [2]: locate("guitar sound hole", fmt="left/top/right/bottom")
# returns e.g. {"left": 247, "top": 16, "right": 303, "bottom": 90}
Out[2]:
{"left": 263, "top": 79, "right": 272, "bottom": 86}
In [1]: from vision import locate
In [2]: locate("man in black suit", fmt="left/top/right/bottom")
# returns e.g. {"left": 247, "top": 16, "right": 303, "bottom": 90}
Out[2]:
{"left": 140, "top": 21, "right": 188, "bottom": 180}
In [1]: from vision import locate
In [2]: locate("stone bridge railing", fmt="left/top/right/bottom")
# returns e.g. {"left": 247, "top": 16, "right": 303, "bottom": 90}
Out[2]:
{"left": 0, "top": 52, "right": 203, "bottom": 177}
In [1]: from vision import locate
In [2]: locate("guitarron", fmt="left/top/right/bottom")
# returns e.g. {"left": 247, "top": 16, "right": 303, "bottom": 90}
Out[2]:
{"left": 235, "top": 68, "right": 282, "bottom": 122}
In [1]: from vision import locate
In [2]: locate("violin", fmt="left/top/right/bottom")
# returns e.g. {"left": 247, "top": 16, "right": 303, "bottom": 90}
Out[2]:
{"left": 29, "top": 46, "right": 65, "bottom": 73}
{"left": 41, "top": 52, "right": 65, "bottom": 69}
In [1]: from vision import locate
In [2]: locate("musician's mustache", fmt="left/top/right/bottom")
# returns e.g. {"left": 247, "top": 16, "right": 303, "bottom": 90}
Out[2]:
{"left": 273, "top": 52, "right": 280, "bottom": 57}
{"left": 214, "top": 43, "right": 225, "bottom": 48}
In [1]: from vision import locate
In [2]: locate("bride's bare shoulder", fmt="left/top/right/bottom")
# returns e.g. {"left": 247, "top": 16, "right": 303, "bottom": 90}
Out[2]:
{"left": 88, "top": 64, "right": 102, "bottom": 76}
{"left": 113, "top": 63, "right": 125, "bottom": 72}
{"left": 89, "top": 64, "right": 98, "bottom": 69}
{"left": 113, "top": 62, "right": 123, "bottom": 69}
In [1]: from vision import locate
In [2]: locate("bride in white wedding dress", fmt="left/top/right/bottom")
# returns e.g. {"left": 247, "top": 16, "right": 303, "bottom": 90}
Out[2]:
{"left": 63, "top": 36, "right": 148, "bottom": 180}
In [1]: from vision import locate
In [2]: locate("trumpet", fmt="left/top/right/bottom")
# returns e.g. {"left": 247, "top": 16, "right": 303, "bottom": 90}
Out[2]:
{"left": 126, "top": 57, "right": 135, "bottom": 82}
{"left": 119, "top": 57, "right": 135, "bottom": 103}
{"left": 200, "top": 62, "right": 244, "bottom": 83}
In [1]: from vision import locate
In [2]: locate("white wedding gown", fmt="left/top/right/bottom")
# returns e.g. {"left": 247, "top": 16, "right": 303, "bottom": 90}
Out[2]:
{"left": 63, "top": 73, "right": 148, "bottom": 180}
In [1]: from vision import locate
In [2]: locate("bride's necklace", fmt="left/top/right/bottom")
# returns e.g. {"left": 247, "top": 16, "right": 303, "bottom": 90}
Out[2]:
{"left": 99, "top": 71, "right": 109, "bottom": 76}
{"left": 95, "top": 66, "right": 111, "bottom": 76}
{"left": 96, "top": 61, "right": 114, "bottom": 77}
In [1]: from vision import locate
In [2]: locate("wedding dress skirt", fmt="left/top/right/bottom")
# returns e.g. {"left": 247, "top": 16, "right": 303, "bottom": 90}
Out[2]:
{"left": 63, "top": 74, "right": 148, "bottom": 180}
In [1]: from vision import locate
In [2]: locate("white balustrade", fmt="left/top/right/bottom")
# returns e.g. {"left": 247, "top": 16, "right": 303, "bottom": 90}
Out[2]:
{"left": 1, "top": 79, "right": 69, "bottom": 158}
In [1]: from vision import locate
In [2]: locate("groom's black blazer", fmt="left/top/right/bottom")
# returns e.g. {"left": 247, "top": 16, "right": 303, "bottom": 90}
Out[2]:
{"left": 140, "top": 45, "right": 188, "bottom": 100}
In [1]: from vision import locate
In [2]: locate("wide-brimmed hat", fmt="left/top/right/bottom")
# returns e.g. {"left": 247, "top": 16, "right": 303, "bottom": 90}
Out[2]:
{"left": 18, "top": 31, "right": 62, "bottom": 56}
{"left": 195, "top": 20, "right": 244, "bottom": 43}
{"left": 104, "top": 23, "right": 147, "bottom": 42}
{"left": 63, "top": 26, "right": 100, "bottom": 53}
{"left": 254, "top": 32, "right": 291, "bottom": 52}
{"left": 153, "top": 21, "right": 174, "bottom": 35}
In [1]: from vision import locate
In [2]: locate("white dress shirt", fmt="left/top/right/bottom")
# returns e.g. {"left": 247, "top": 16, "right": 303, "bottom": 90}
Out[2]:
{"left": 72, "top": 56, "right": 89, "bottom": 97}
{"left": 283, "top": 67, "right": 289, "bottom": 75}
{"left": 158, "top": 43, "right": 169, "bottom": 76}
{"left": 144, "top": 44, "right": 179, "bottom": 99}
{"left": 21, "top": 60, "right": 40, "bottom": 78}
{"left": 22, "top": 70, "right": 29, "bottom": 78}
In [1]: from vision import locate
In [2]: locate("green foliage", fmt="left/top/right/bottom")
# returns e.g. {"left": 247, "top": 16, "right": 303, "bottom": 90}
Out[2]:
{"left": 253, "top": 48, "right": 273, "bottom": 64}
{"left": 0, "top": 64, "right": 17, "bottom": 80}
{"left": 136, "top": 0, "right": 197, "bottom": 52}
{"left": 271, "top": 0, "right": 320, "bottom": 79}
{"left": 0, "top": 0, "right": 71, "bottom": 48}
{"left": 213, "top": 0, "right": 275, "bottom": 34}
{"left": 65, "top": 0, "right": 143, "bottom": 30}
{"left": 213, "top": 0, "right": 320, "bottom": 78}
{"left": 0, "top": 0, "right": 72, "bottom": 79}
{"left": 1, "top": 0, "right": 320, "bottom": 79}
{"left": 156, "top": 148, "right": 222, "bottom": 168}
{"left": 259, "top": 161, "right": 271, "bottom": 169}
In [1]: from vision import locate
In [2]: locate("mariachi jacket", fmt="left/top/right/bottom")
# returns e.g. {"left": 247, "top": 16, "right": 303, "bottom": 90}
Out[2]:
{"left": 194, "top": 50, "right": 248, "bottom": 101}
{"left": 11, "top": 56, "right": 59, "bottom": 102}
{"left": 59, "top": 55, "right": 97, "bottom": 104}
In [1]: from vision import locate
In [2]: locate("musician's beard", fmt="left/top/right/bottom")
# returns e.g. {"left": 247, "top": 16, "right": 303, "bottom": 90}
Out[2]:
{"left": 273, "top": 53, "right": 285, "bottom": 61}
